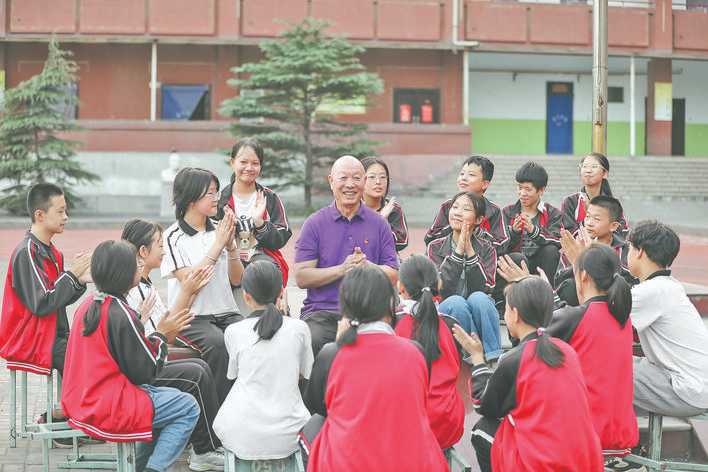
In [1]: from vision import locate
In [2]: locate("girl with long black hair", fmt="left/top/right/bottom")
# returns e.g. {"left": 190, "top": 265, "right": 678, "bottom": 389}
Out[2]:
{"left": 61, "top": 240, "right": 200, "bottom": 472}
{"left": 304, "top": 265, "right": 447, "bottom": 472}
{"left": 395, "top": 255, "right": 464, "bottom": 450}
{"left": 454, "top": 276, "right": 602, "bottom": 472}
{"left": 361, "top": 157, "right": 409, "bottom": 252}
{"left": 548, "top": 243, "right": 638, "bottom": 453}
{"left": 214, "top": 260, "right": 313, "bottom": 469}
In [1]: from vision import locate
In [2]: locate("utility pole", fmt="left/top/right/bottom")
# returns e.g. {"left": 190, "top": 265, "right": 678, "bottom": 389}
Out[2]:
{"left": 592, "top": 0, "right": 608, "bottom": 155}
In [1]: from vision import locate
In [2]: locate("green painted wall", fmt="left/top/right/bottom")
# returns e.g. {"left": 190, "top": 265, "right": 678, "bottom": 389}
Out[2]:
{"left": 469, "top": 119, "right": 546, "bottom": 155}
{"left": 573, "top": 121, "right": 646, "bottom": 156}
{"left": 686, "top": 124, "right": 708, "bottom": 157}
{"left": 470, "top": 118, "right": 648, "bottom": 156}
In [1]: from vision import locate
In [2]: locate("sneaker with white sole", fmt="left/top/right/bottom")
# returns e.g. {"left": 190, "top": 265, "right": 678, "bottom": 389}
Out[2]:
{"left": 604, "top": 456, "right": 647, "bottom": 471}
{"left": 188, "top": 448, "right": 225, "bottom": 471}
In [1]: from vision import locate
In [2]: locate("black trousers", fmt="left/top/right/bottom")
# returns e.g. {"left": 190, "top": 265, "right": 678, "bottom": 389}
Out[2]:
{"left": 177, "top": 313, "right": 242, "bottom": 404}
{"left": 154, "top": 358, "right": 222, "bottom": 454}
{"left": 471, "top": 416, "right": 501, "bottom": 472}
{"left": 526, "top": 245, "right": 561, "bottom": 283}
{"left": 303, "top": 311, "right": 340, "bottom": 358}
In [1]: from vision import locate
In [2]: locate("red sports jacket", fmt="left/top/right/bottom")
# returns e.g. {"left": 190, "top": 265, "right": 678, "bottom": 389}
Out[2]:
{"left": 0, "top": 232, "right": 85, "bottom": 375}
{"left": 548, "top": 298, "right": 639, "bottom": 450}
{"left": 61, "top": 295, "right": 167, "bottom": 442}
{"left": 395, "top": 313, "right": 464, "bottom": 449}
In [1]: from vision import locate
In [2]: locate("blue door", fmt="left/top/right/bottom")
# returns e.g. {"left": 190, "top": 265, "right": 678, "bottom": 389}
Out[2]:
{"left": 546, "top": 82, "right": 573, "bottom": 154}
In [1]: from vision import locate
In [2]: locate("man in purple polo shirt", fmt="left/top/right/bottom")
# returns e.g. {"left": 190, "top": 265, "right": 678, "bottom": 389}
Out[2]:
{"left": 294, "top": 155, "right": 399, "bottom": 355}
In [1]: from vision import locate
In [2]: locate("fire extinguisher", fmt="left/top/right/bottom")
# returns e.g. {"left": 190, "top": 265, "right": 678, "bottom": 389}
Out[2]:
{"left": 421, "top": 100, "right": 433, "bottom": 124}
{"left": 399, "top": 103, "right": 412, "bottom": 123}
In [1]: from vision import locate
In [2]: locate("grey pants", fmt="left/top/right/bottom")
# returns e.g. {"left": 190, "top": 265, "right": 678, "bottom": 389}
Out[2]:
{"left": 633, "top": 356, "right": 706, "bottom": 417}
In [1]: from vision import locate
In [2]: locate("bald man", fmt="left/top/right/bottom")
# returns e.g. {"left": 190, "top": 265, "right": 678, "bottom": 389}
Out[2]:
{"left": 294, "top": 156, "right": 399, "bottom": 355}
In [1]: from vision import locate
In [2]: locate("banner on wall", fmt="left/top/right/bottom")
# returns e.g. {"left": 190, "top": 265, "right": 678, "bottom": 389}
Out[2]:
{"left": 654, "top": 82, "right": 672, "bottom": 122}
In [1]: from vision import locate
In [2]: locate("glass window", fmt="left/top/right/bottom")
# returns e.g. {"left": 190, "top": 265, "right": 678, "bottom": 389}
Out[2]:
{"left": 393, "top": 88, "right": 440, "bottom": 124}
{"left": 608, "top": 86, "right": 624, "bottom": 103}
{"left": 161, "top": 84, "right": 210, "bottom": 120}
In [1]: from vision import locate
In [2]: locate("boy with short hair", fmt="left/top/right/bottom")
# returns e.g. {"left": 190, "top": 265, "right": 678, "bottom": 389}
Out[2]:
{"left": 627, "top": 220, "right": 708, "bottom": 418}
{"left": 502, "top": 161, "right": 562, "bottom": 280}
{"left": 555, "top": 196, "right": 637, "bottom": 306}
{"left": 425, "top": 155, "right": 508, "bottom": 251}
{"left": 1, "top": 184, "right": 90, "bottom": 386}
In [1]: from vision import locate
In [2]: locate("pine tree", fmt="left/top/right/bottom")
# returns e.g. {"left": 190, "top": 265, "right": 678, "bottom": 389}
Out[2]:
{"left": 220, "top": 18, "right": 383, "bottom": 211}
{"left": 0, "top": 38, "right": 99, "bottom": 215}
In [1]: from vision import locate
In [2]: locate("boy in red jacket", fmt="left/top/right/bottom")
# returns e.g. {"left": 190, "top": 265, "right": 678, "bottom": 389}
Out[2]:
{"left": 0, "top": 184, "right": 90, "bottom": 400}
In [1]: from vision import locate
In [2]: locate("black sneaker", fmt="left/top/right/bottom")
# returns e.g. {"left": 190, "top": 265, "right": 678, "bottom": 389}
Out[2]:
{"left": 604, "top": 456, "right": 647, "bottom": 471}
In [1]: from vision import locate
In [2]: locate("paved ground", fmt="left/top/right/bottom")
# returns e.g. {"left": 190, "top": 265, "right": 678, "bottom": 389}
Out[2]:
{"left": 0, "top": 225, "right": 706, "bottom": 471}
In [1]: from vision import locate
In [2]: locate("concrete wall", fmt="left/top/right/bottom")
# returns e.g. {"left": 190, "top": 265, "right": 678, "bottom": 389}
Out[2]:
{"left": 467, "top": 57, "right": 708, "bottom": 156}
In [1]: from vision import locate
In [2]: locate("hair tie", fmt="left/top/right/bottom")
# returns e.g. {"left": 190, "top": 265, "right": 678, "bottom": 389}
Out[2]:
{"left": 421, "top": 286, "right": 431, "bottom": 293}
{"left": 349, "top": 319, "right": 360, "bottom": 327}
{"left": 536, "top": 327, "right": 546, "bottom": 336}
{"left": 93, "top": 291, "right": 109, "bottom": 303}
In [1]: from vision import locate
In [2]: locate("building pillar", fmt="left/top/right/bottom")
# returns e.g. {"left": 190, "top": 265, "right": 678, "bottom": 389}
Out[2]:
{"left": 646, "top": 58, "right": 672, "bottom": 156}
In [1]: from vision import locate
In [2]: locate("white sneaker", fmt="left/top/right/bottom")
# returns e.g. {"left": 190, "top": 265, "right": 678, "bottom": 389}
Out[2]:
{"left": 188, "top": 448, "right": 225, "bottom": 471}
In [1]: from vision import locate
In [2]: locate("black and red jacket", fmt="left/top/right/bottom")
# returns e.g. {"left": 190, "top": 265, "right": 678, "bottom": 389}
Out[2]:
{"left": 303, "top": 329, "right": 447, "bottom": 471}
{"left": 560, "top": 190, "right": 629, "bottom": 238}
{"left": 378, "top": 197, "right": 409, "bottom": 252}
{"left": 0, "top": 232, "right": 85, "bottom": 375}
{"left": 217, "top": 181, "right": 291, "bottom": 284}
{"left": 424, "top": 196, "right": 508, "bottom": 252}
{"left": 395, "top": 311, "right": 464, "bottom": 449}
{"left": 554, "top": 234, "right": 638, "bottom": 307}
{"left": 547, "top": 297, "right": 638, "bottom": 450}
{"left": 471, "top": 332, "right": 603, "bottom": 471}
{"left": 426, "top": 229, "right": 497, "bottom": 299}
{"left": 61, "top": 295, "right": 167, "bottom": 442}
{"left": 502, "top": 200, "right": 562, "bottom": 257}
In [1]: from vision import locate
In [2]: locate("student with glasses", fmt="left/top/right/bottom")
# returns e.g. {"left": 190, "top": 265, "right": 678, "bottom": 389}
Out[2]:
{"left": 361, "top": 157, "right": 409, "bottom": 253}
{"left": 161, "top": 167, "right": 245, "bottom": 405}
{"left": 560, "top": 153, "right": 629, "bottom": 238}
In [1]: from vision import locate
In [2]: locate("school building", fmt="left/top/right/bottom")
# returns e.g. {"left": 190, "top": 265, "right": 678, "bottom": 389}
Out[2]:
{"left": 2, "top": 0, "right": 708, "bottom": 161}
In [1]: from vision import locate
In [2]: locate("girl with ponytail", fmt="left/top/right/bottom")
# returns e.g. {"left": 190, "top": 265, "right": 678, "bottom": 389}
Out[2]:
{"left": 395, "top": 255, "right": 464, "bottom": 450}
{"left": 453, "top": 276, "right": 602, "bottom": 472}
{"left": 547, "top": 243, "right": 638, "bottom": 453}
{"left": 62, "top": 240, "right": 200, "bottom": 472}
{"left": 303, "top": 265, "right": 447, "bottom": 472}
{"left": 214, "top": 260, "right": 314, "bottom": 467}
{"left": 561, "top": 152, "right": 629, "bottom": 237}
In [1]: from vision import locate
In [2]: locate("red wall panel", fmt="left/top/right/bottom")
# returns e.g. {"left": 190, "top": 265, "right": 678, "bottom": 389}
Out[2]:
{"left": 311, "top": 0, "right": 375, "bottom": 39}
{"left": 10, "top": 0, "right": 76, "bottom": 33}
{"left": 217, "top": 0, "right": 240, "bottom": 37}
{"left": 0, "top": 0, "right": 6, "bottom": 36}
{"left": 149, "top": 0, "right": 216, "bottom": 36}
{"left": 79, "top": 0, "right": 146, "bottom": 34}
{"left": 241, "top": 0, "right": 308, "bottom": 37}
{"left": 377, "top": 1, "right": 442, "bottom": 41}
{"left": 673, "top": 11, "right": 708, "bottom": 51}
{"left": 528, "top": 5, "right": 590, "bottom": 46}
{"left": 608, "top": 8, "right": 649, "bottom": 47}
{"left": 465, "top": 2, "right": 526, "bottom": 43}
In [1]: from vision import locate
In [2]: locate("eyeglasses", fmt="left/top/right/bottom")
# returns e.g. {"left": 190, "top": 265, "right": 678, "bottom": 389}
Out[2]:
{"left": 579, "top": 164, "right": 603, "bottom": 172}
{"left": 202, "top": 191, "right": 219, "bottom": 200}
{"left": 366, "top": 174, "right": 388, "bottom": 182}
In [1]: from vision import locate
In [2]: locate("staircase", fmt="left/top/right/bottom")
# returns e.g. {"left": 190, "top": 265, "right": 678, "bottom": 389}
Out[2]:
{"left": 421, "top": 155, "right": 708, "bottom": 205}
{"left": 394, "top": 155, "right": 708, "bottom": 231}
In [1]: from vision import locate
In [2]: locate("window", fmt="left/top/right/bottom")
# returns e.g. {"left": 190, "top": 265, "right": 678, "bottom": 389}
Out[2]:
{"left": 393, "top": 88, "right": 440, "bottom": 124}
{"left": 608, "top": 86, "right": 624, "bottom": 103}
{"left": 161, "top": 84, "right": 210, "bottom": 120}
{"left": 52, "top": 82, "right": 78, "bottom": 119}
